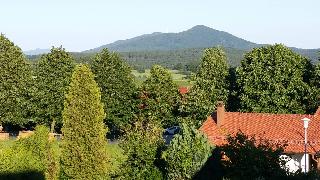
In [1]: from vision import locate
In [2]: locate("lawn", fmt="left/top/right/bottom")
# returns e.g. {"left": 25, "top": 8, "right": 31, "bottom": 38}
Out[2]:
{"left": 132, "top": 69, "right": 192, "bottom": 87}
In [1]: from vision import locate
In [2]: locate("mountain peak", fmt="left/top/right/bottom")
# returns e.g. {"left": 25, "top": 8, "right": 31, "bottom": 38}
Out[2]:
{"left": 189, "top": 25, "right": 213, "bottom": 31}
{"left": 83, "top": 25, "right": 258, "bottom": 52}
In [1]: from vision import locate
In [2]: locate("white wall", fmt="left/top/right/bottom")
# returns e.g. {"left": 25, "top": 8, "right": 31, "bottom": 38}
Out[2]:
{"left": 281, "top": 154, "right": 310, "bottom": 173}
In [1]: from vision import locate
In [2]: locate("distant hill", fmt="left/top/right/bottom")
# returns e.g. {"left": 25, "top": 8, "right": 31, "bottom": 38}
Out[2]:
{"left": 26, "top": 25, "right": 319, "bottom": 70}
{"left": 83, "top": 25, "right": 260, "bottom": 53}
{"left": 24, "top": 48, "right": 50, "bottom": 55}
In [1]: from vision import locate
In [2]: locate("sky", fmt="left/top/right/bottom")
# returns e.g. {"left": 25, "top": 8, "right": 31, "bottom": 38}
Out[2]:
{"left": 1, "top": 0, "right": 319, "bottom": 52}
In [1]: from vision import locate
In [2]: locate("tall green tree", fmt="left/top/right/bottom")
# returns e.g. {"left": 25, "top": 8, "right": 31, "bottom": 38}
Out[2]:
{"left": 0, "top": 34, "right": 32, "bottom": 126}
{"left": 179, "top": 47, "right": 229, "bottom": 126}
{"left": 162, "top": 121, "right": 212, "bottom": 180}
{"left": 33, "top": 47, "right": 75, "bottom": 129}
{"left": 141, "top": 65, "right": 179, "bottom": 127}
{"left": 60, "top": 64, "right": 108, "bottom": 179}
{"left": 91, "top": 48, "right": 137, "bottom": 137}
{"left": 119, "top": 117, "right": 164, "bottom": 179}
{"left": 236, "top": 44, "right": 313, "bottom": 114}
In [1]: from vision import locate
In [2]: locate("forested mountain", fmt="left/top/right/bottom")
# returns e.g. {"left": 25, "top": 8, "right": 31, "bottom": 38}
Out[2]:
{"left": 84, "top": 25, "right": 259, "bottom": 53}
{"left": 26, "top": 25, "right": 319, "bottom": 71}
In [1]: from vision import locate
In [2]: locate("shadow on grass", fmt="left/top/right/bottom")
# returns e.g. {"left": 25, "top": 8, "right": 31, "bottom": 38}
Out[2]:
{"left": 0, "top": 171, "right": 44, "bottom": 180}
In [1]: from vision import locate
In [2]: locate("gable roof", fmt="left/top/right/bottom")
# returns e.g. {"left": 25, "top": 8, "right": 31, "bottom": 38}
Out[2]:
{"left": 200, "top": 104, "right": 320, "bottom": 154}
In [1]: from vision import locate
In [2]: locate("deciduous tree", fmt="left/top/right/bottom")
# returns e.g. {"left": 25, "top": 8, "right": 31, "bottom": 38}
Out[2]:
{"left": 91, "top": 48, "right": 137, "bottom": 137}
{"left": 0, "top": 34, "right": 32, "bottom": 126}
{"left": 33, "top": 47, "right": 75, "bottom": 128}
{"left": 236, "top": 44, "right": 313, "bottom": 114}
{"left": 141, "top": 65, "right": 179, "bottom": 127}
{"left": 179, "top": 47, "right": 229, "bottom": 126}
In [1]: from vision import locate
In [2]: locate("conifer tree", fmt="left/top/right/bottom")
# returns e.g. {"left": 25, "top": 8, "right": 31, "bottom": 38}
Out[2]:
{"left": 162, "top": 121, "right": 212, "bottom": 180}
{"left": 34, "top": 47, "right": 75, "bottom": 128}
{"left": 0, "top": 34, "right": 32, "bottom": 126}
{"left": 60, "top": 64, "right": 108, "bottom": 179}
{"left": 180, "top": 47, "right": 229, "bottom": 126}
{"left": 141, "top": 65, "right": 179, "bottom": 127}
{"left": 91, "top": 48, "right": 137, "bottom": 137}
{"left": 119, "top": 117, "right": 164, "bottom": 179}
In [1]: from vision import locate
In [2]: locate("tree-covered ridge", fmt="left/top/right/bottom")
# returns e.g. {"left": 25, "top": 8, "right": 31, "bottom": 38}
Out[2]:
{"left": 84, "top": 25, "right": 259, "bottom": 52}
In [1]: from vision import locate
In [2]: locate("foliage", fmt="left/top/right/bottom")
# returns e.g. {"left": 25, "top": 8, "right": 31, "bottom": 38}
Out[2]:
{"left": 0, "top": 34, "right": 33, "bottom": 126}
{"left": 141, "top": 65, "right": 180, "bottom": 127}
{"left": 33, "top": 47, "right": 75, "bottom": 128}
{"left": 119, "top": 117, "right": 165, "bottom": 179}
{"left": 221, "top": 131, "right": 288, "bottom": 179}
{"left": 162, "top": 121, "right": 212, "bottom": 180}
{"left": 105, "top": 144, "right": 126, "bottom": 178}
{"left": 180, "top": 47, "right": 229, "bottom": 126}
{"left": 309, "top": 62, "right": 320, "bottom": 112}
{"left": 91, "top": 48, "right": 138, "bottom": 138}
{"left": 0, "top": 125, "right": 59, "bottom": 180}
{"left": 236, "top": 44, "right": 314, "bottom": 114}
{"left": 60, "top": 64, "right": 108, "bottom": 179}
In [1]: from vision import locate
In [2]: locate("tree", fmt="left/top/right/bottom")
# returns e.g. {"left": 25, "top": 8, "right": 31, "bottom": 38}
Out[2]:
{"left": 119, "top": 117, "right": 164, "bottom": 179}
{"left": 33, "top": 47, "right": 75, "bottom": 129}
{"left": 179, "top": 47, "right": 229, "bottom": 126}
{"left": 309, "top": 62, "right": 320, "bottom": 112}
{"left": 60, "top": 64, "right": 108, "bottom": 179}
{"left": 162, "top": 121, "right": 212, "bottom": 180}
{"left": 141, "top": 65, "right": 179, "bottom": 127}
{"left": 236, "top": 44, "right": 313, "bottom": 114}
{"left": 220, "top": 131, "right": 288, "bottom": 179}
{"left": 0, "top": 34, "right": 33, "bottom": 126}
{"left": 91, "top": 48, "right": 137, "bottom": 137}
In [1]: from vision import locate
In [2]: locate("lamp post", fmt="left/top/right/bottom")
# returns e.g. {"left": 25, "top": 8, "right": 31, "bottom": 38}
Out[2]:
{"left": 302, "top": 117, "right": 310, "bottom": 173}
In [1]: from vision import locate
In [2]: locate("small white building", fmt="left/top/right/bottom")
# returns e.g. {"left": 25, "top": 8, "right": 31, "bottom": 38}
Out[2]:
{"left": 200, "top": 101, "right": 320, "bottom": 172}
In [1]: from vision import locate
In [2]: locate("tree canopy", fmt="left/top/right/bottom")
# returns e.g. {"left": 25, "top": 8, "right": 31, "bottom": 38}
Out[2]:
{"left": 236, "top": 44, "right": 314, "bottom": 114}
{"left": 141, "top": 65, "right": 180, "bottom": 127}
{"left": 0, "top": 34, "right": 32, "bottom": 126}
{"left": 179, "top": 47, "right": 229, "bottom": 126}
{"left": 33, "top": 47, "right": 75, "bottom": 128}
{"left": 91, "top": 48, "right": 137, "bottom": 137}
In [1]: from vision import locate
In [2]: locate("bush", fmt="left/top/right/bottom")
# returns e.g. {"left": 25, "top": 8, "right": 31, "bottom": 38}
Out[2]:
{"left": 221, "top": 131, "right": 288, "bottom": 179}
{"left": 0, "top": 125, "right": 59, "bottom": 180}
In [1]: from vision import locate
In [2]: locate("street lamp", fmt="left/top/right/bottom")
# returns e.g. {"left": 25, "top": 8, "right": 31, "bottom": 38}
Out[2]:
{"left": 302, "top": 117, "right": 310, "bottom": 173}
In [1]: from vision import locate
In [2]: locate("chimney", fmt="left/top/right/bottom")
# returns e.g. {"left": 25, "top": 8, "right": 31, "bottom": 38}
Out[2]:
{"left": 216, "top": 101, "right": 225, "bottom": 126}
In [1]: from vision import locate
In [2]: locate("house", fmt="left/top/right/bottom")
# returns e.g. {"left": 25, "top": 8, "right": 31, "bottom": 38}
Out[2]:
{"left": 200, "top": 101, "right": 320, "bottom": 173}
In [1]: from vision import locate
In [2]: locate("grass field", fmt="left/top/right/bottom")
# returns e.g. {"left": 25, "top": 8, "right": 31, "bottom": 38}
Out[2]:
{"left": 132, "top": 69, "right": 192, "bottom": 87}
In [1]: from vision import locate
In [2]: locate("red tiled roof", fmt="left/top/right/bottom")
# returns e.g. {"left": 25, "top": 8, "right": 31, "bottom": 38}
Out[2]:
{"left": 200, "top": 107, "right": 320, "bottom": 154}
{"left": 178, "top": 87, "right": 189, "bottom": 94}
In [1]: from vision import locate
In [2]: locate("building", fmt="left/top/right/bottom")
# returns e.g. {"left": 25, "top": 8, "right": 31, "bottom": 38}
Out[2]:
{"left": 200, "top": 101, "right": 320, "bottom": 172}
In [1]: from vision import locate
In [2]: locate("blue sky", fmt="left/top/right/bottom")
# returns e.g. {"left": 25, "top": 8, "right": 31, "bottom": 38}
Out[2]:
{"left": 1, "top": 0, "right": 319, "bottom": 51}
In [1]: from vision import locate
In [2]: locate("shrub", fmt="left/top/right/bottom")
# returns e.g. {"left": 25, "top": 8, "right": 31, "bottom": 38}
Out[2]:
{"left": 162, "top": 121, "right": 212, "bottom": 179}
{"left": 0, "top": 125, "right": 59, "bottom": 180}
